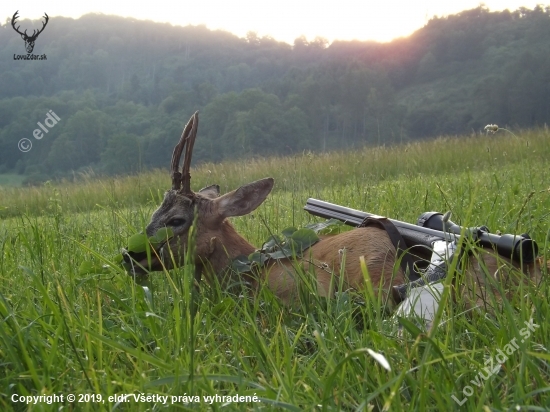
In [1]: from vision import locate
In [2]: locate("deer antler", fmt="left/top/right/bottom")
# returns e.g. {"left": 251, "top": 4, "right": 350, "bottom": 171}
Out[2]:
{"left": 11, "top": 11, "right": 25, "bottom": 36}
{"left": 11, "top": 11, "right": 49, "bottom": 40}
{"left": 32, "top": 13, "right": 49, "bottom": 39}
{"left": 171, "top": 111, "right": 199, "bottom": 193}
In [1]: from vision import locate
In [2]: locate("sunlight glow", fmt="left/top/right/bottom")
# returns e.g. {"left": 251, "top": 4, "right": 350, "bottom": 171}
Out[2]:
{"left": 3, "top": 0, "right": 546, "bottom": 44}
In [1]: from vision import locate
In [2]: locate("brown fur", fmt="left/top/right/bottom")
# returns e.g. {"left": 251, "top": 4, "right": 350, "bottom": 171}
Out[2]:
{"left": 457, "top": 251, "right": 543, "bottom": 311}
{"left": 249, "top": 226, "right": 406, "bottom": 305}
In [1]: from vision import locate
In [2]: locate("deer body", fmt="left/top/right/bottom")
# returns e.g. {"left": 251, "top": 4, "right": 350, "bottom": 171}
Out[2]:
{"left": 137, "top": 177, "right": 405, "bottom": 305}
{"left": 209, "top": 222, "right": 407, "bottom": 305}
{"left": 126, "top": 112, "right": 543, "bottom": 309}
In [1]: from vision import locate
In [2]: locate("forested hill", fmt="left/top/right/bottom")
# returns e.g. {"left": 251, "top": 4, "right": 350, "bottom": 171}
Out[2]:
{"left": 1, "top": 6, "right": 549, "bottom": 183}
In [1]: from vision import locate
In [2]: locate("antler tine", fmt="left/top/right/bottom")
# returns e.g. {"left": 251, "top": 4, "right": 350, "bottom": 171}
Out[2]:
{"left": 171, "top": 111, "right": 199, "bottom": 192}
{"left": 181, "top": 111, "right": 199, "bottom": 194}
{"left": 36, "top": 13, "right": 49, "bottom": 36}
{"left": 29, "top": 13, "right": 49, "bottom": 39}
{"left": 11, "top": 11, "right": 24, "bottom": 36}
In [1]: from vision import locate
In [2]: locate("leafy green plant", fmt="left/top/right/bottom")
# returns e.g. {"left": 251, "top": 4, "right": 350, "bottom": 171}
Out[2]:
{"left": 126, "top": 227, "right": 174, "bottom": 253}
{"left": 79, "top": 227, "right": 174, "bottom": 275}
{"left": 230, "top": 219, "right": 341, "bottom": 274}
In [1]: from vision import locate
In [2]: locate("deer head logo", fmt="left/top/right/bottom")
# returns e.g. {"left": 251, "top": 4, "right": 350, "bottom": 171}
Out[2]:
{"left": 11, "top": 11, "right": 49, "bottom": 54}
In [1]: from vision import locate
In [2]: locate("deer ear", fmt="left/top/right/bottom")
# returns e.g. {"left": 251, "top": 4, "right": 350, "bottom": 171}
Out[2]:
{"left": 199, "top": 184, "right": 220, "bottom": 199}
{"left": 215, "top": 178, "right": 274, "bottom": 218}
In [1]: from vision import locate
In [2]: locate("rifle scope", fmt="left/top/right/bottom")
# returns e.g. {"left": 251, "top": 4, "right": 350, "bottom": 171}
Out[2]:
{"left": 417, "top": 212, "right": 538, "bottom": 263}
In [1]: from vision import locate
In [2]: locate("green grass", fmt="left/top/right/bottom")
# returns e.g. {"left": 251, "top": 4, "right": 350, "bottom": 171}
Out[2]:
{"left": 1, "top": 129, "right": 549, "bottom": 410}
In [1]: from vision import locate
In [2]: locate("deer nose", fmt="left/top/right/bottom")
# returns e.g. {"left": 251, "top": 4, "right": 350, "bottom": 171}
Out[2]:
{"left": 122, "top": 246, "right": 149, "bottom": 264}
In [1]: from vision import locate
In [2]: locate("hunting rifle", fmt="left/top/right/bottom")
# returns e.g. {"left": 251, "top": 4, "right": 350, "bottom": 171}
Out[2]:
{"left": 304, "top": 198, "right": 539, "bottom": 301}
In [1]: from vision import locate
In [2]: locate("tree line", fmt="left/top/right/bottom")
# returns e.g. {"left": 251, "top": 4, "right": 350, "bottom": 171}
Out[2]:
{"left": 1, "top": 5, "right": 549, "bottom": 184}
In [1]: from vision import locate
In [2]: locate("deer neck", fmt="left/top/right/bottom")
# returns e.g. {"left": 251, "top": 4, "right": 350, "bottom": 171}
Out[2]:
{"left": 203, "top": 220, "right": 257, "bottom": 277}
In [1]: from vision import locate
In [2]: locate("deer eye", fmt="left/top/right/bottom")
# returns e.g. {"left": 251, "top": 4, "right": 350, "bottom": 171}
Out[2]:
{"left": 167, "top": 218, "right": 186, "bottom": 227}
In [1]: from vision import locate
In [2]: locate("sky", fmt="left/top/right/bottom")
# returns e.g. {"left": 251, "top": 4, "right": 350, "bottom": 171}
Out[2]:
{"left": 2, "top": 1, "right": 547, "bottom": 44}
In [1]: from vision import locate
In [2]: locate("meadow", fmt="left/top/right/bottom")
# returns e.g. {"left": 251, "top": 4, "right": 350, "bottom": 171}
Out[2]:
{"left": 0, "top": 128, "right": 549, "bottom": 411}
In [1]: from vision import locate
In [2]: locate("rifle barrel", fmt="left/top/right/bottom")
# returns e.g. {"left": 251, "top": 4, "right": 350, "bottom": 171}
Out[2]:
{"left": 304, "top": 198, "right": 452, "bottom": 249}
{"left": 304, "top": 198, "right": 538, "bottom": 263}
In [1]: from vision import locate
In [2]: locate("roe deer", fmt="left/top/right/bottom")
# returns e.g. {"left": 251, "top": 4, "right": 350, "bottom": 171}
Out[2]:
{"left": 124, "top": 112, "right": 545, "bottom": 307}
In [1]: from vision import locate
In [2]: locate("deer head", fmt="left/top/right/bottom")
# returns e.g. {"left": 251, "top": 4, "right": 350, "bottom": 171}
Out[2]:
{"left": 12, "top": 11, "right": 49, "bottom": 54}
{"left": 124, "top": 112, "right": 274, "bottom": 281}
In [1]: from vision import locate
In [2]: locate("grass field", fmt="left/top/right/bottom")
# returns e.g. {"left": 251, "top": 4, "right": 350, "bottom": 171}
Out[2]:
{"left": 1, "top": 129, "right": 549, "bottom": 411}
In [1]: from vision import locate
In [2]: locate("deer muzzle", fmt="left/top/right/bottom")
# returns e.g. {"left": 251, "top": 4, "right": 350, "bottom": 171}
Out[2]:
{"left": 121, "top": 243, "right": 170, "bottom": 278}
